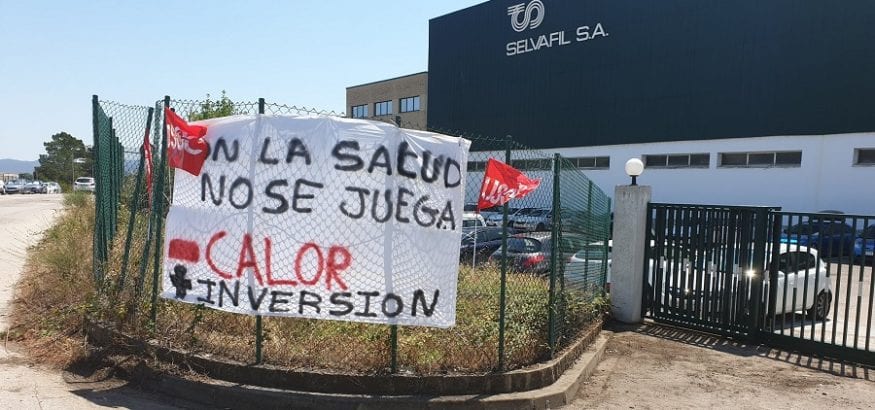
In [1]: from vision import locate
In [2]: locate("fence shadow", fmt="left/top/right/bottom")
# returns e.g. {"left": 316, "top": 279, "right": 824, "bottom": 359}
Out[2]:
{"left": 607, "top": 320, "right": 874, "bottom": 381}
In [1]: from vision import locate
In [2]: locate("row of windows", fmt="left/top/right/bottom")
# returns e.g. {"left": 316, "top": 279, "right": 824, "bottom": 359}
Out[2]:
{"left": 463, "top": 148, "right": 875, "bottom": 173}
{"left": 350, "top": 96, "right": 421, "bottom": 118}
{"left": 643, "top": 151, "right": 804, "bottom": 169}
{"left": 467, "top": 156, "right": 610, "bottom": 171}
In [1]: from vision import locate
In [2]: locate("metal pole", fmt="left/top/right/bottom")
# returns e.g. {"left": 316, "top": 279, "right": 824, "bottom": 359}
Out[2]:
{"left": 497, "top": 136, "right": 511, "bottom": 371}
{"left": 149, "top": 96, "right": 170, "bottom": 326}
{"left": 255, "top": 97, "right": 265, "bottom": 365}
{"left": 118, "top": 107, "right": 154, "bottom": 293}
{"left": 91, "top": 95, "right": 102, "bottom": 285}
{"left": 547, "top": 153, "right": 561, "bottom": 356}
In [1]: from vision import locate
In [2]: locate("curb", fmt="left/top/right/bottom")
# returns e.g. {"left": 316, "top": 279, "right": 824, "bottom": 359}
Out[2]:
{"left": 135, "top": 332, "right": 612, "bottom": 410}
{"left": 87, "top": 319, "right": 603, "bottom": 396}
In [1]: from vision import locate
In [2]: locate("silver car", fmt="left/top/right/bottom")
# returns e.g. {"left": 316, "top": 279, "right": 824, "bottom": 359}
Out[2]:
{"left": 73, "top": 177, "right": 96, "bottom": 192}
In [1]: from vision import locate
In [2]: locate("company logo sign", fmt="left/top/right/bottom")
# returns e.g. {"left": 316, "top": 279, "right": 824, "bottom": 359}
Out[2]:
{"left": 507, "top": 0, "right": 545, "bottom": 32}
{"left": 504, "top": 0, "right": 609, "bottom": 57}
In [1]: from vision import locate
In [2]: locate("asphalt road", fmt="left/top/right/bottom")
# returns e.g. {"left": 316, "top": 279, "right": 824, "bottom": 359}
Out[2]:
{"left": 0, "top": 194, "right": 187, "bottom": 410}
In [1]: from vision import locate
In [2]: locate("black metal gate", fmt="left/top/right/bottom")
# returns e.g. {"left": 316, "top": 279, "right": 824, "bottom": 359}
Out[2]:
{"left": 643, "top": 204, "right": 775, "bottom": 338}
{"left": 642, "top": 204, "right": 875, "bottom": 366}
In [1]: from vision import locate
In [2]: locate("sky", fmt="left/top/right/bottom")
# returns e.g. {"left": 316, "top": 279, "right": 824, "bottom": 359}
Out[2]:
{"left": 0, "top": 0, "right": 483, "bottom": 161}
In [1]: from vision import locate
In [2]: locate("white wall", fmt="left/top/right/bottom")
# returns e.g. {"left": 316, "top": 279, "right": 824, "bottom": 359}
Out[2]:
{"left": 466, "top": 132, "right": 875, "bottom": 215}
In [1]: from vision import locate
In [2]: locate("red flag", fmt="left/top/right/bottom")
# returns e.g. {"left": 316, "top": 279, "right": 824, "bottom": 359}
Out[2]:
{"left": 143, "top": 128, "right": 153, "bottom": 204}
{"left": 477, "top": 159, "right": 541, "bottom": 211}
{"left": 165, "top": 107, "right": 209, "bottom": 176}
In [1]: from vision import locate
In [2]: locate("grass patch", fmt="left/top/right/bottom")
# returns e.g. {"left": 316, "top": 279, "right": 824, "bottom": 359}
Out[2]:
{"left": 9, "top": 191, "right": 608, "bottom": 374}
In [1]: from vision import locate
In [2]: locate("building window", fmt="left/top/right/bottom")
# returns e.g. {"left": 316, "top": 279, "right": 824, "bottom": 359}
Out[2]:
{"left": 855, "top": 148, "right": 875, "bottom": 165}
{"left": 374, "top": 100, "right": 392, "bottom": 116}
{"left": 718, "top": 151, "right": 802, "bottom": 168}
{"left": 569, "top": 156, "right": 610, "bottom": 170}
{"left": 400, "top": 96, "right": 421, "bottom": 113}
{"left": 643, "top": 153, "right": 710, "bottom": 168}
{"left": 351, "top": 105, "right": 368, "bottom": 118}
{"left": 467, "top": 161, "right": 486, "bottom": 171}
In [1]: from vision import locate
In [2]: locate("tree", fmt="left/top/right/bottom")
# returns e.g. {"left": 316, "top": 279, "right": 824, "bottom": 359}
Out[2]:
{"left": 187, "top": 90, "right": 240, "bottom": 121}
{"left": 18, "top": 173, "right": 33, "bottom": 181}
{"left": 34, "top": 132, "right": 93, "bottom": 185}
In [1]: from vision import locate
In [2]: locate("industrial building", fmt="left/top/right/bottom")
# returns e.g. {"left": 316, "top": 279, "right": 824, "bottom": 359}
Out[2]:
{"left": 348, "top": 0, "right": 875, "bottom": 214}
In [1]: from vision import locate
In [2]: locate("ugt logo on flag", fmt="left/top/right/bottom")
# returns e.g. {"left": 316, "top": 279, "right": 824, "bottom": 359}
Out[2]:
{"left": 477, "top": 159, "right": 541, "bottom": 211}
{"left": 165, "top": 107, "right": 209, "bottom": 176}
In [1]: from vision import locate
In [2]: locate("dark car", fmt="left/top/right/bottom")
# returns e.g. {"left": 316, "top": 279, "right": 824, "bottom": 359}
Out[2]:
{"left": 488, "top": 232, "right": 588, "bottom": 274}
{"left": 460, "top": 226, "right": 515, "bottom": 264}
{"left": 782, "top": 220, "right": 856, "bottom": 257}
{"left": 853, "top": 225, "right": 875, "bottom": 261}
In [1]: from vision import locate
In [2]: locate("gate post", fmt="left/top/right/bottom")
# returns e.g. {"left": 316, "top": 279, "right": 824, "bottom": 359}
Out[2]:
{"left": 610, "top": 184, "right": 652, "bottom": 323}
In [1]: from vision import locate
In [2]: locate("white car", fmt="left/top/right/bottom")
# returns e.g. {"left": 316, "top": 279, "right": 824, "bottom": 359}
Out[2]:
{"left": 462, "top": 212, "right": 486, "bottom": 228}
{"left": 44, "top": 182, "right": 61, "bottom": 194}
{"left": 73, "top": 177, "right": 96, "bottom": 192}
{"left": 645, "top": 244, "right": 832, "bottom": 319}
{"left": 565, "top": 240, "right": 612, "bottom": 291}
{"left": 512, "top": 209, "right": 552, "bottom": 231}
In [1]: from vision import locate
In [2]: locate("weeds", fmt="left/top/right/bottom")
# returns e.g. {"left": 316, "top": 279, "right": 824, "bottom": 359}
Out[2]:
{"left": 10, "top": 191, "right": 606, "bottom": 374}
{"left": 8, "top": 193, "right": 96, "bottom": 368}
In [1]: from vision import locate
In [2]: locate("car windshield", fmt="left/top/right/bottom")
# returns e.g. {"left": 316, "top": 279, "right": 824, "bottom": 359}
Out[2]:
{"left": 506, "top": 237, "right": 541, "bottom": 253}
{"left": 529, "top": 210, "right": 548, "bottom": 216}
{"left": 76, "top": 178, "right": 93, "bottom": 183}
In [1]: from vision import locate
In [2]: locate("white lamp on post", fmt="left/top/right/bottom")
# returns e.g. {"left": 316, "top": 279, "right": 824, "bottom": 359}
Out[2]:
{"left": 624, "top": 158, "right": 644, "bottom": 186}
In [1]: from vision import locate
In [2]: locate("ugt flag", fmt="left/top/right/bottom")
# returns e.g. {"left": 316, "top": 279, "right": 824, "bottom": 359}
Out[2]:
{"left": 477, "top": 158, "right": 541, "bottom": 210}
{"left": 165, "top": 107, "right": 209, "bottom": 176}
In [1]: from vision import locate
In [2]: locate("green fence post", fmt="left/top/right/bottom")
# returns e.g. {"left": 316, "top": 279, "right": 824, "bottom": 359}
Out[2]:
{"left": 390, "top": 324, "right": 398, "bottom": 373}
{"left": 91, "top": 95, "right": 102, "bottom": 287}
{"left": 117, "top": 106, "right": 152, "bottom": 293}
{"left": 149, "top": 96, "right": 170, "bottom": 326}
{"left": 255, "top": 97, "right": 265, "bottom": 365}
{"left": 119, "top": 104, "right": 156, "bottom": 290}
{"left": 547, "top": 153, "right": 561, "bottom": 357}
{"left": 497, "top": 136, "right": 512, "bottom": 371}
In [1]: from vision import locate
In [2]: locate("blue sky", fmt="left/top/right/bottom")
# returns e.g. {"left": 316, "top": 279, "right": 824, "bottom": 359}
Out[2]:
{"left": 0, "top": 0, "right": 483, "bottom": 160}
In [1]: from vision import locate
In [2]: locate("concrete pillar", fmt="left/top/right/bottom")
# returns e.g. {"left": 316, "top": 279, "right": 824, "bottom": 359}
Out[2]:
{"left": 610, "top": 184, "right": 651, "bottom": 324}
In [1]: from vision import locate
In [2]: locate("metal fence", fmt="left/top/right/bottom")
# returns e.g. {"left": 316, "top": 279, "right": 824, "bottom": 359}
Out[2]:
{"left": 642, "top": 203, "right": 875, "bottom": 366}
{"left": 90, "top": 96, "right": 611, "bottom": 374}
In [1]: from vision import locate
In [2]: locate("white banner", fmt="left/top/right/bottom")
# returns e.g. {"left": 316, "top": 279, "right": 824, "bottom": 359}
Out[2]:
{"left": 162, "top": 114, "right": 470, "bottom": 328}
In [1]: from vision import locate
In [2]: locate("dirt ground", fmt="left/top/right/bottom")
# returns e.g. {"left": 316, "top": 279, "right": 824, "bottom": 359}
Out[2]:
{"left": 570, "top": 323, "right": 875, "bottom": 409}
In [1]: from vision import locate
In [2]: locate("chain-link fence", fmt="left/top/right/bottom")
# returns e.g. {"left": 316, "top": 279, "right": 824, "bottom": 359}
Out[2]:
{"left": 90, "top": 96, "right": 610, "bottom": 374}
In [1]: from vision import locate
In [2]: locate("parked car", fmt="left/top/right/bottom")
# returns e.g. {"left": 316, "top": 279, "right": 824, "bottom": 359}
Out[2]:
{"left": 462, "top": 212, "right": 486, "bottom": 228}
{"left": 5, "top": 180, "right": 26, "bottom": 194}
{"left": 488, "top": 232, "right": 588, "bottom": 274}
{"left": 485, "top": 207, "right": 518, "bottom": 226}
{"left": 44, "top": 182, "right": 61, "bottom": 194}
{"left": 512, "top": 208, "right": 552, "bottom": 231}
{"left": 853, "top": 225, "right": 875, "bottom": 261}
{"left": 565, "top": 240, "right": 612, "bottom": 292}
{"left": 781, "top": 220, "right": 856, "bottom": 257}
{"left": 646, "top": 244, "right": 832, "bottom": 319}
{"left": 23, "top": 181, "right": 45, "bottom": 194}
{"left": 460, "top": 226, "right": 515, "bottom": 264}
{"left": 73, "top": 177, "right": 96, "bottom": 192}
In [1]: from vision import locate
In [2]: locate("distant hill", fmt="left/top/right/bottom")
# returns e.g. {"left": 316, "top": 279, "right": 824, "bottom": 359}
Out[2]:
{"left": 0, "top": 158, "right": 39, "bottom": 174}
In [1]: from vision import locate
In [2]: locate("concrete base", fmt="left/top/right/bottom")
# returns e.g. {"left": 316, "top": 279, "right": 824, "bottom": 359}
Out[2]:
{"left": 611, "top": 184, "right": 651, "bottom": 324}
{"left": 133, "top": 333, "right": 611, "bottom": 410}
